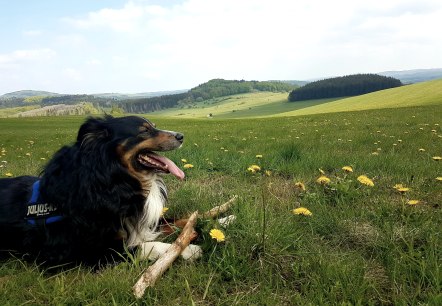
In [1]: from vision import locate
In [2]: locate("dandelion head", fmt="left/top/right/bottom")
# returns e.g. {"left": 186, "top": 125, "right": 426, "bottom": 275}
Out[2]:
{"left": 432, "top": 156, "right": 442, "bottom": 161}
{"left": 316, "top": 175, "right": 331, "bottom": 184}
{"left": 292, "top": 207, "right": 312, "bottom": 216}
{"left": 161, "top": 207, "right": 169, "bottom": 216}
{"left": 294, "top": 182, "right": 306, "bottom": 191}
{"left": 247, "top": 165, "right": 261, "bottom": 173}
{"left": 342, "top": 166, "right": 353, "bottom": 173}
{"left": 393, "top": 184, "right": 404, "bottom": 190}
{"left": 397, "top": 187, "right": 410, "bottom": 193}
{"left": 357, "top": 175, "right": 374, "bottom": 187}
{"left": 209, "top": 229, "right": 225, "bottom": 242}
{"left": 407, "top": 200, "right": 420, "bottom": 205}
{"left": 183, "top": 164, "right": 194, "bottom": 169}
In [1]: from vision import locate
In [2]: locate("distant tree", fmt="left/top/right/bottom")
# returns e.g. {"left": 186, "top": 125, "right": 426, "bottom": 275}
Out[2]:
{"left": 288, "top": 74, "right": 402, "bottom": 102}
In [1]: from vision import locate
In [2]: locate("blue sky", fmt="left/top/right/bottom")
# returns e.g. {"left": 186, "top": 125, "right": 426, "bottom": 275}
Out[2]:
{"left": 1, "top": 0, "right": 441, "bottom": 94}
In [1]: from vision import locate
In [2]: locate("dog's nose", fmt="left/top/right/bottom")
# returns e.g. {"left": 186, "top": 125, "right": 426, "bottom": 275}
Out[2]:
{"left": 175, "top": 133, "right": 184, "bottom": 142}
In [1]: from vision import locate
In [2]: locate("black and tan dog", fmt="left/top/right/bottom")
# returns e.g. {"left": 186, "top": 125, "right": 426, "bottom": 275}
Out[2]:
{"left": 0, "top": 115, "right": 201, "bottom": 266}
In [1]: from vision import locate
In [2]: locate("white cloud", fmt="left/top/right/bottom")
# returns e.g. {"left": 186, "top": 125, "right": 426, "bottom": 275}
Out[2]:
{"left": 0, "top": 48, "right": 56, "bottom": 65}
{"left": 64, "top": 1, "right": 149, "bottom": 33}
{"left": 2, "top": 0, "right": 442, "bottom": 94}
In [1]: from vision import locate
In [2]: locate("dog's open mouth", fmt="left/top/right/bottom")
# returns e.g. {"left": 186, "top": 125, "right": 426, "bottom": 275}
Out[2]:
{"left": 137, "top": 151, "right": 185, "bottom": 180}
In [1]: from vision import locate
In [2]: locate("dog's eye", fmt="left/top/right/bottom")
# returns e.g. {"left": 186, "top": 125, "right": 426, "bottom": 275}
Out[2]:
{"left": 139, "top": 126, "right": 149, "bottom": 133}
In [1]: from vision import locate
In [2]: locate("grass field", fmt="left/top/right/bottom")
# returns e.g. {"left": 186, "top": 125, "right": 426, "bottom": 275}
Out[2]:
{"left": 0, "top": 103, "right": 441, "bottom": 305}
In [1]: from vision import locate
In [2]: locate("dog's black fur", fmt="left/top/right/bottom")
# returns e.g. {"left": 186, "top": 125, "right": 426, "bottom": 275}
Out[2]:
{"left": 0, "top": 115, "right": 184, "bottom": 266}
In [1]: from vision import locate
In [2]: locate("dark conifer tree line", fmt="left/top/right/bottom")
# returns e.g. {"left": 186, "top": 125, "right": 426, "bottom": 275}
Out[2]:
{"left": 288, "top": 74, "right": 402, "bottom": 102}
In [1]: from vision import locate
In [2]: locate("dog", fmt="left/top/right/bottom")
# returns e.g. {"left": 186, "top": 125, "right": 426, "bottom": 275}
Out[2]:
{"left": 0, "top": 115, "right": 201, "bottom": 266}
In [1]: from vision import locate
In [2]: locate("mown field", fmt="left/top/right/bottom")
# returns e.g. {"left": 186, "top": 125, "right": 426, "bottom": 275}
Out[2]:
{"left": 0, "top": 104, "right": 441, "bottom": 305}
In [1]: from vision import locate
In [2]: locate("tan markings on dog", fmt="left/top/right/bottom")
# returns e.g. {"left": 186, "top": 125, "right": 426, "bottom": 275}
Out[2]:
{"left": 116, "top": 144, "right": 152, "bottom": 197}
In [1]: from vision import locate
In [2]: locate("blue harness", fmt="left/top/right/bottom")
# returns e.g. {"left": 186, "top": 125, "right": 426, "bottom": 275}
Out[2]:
{"left": 26, "top": 180, "right": 63, "bottom": 226}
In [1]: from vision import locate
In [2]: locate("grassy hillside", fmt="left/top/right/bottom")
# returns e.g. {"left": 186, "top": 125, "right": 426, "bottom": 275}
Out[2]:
{"left": 278, "top": 78, "right": 442, "bottom": 117}
{"left": 153, "top": 79, "right": 442, "bottom": 119}
{"left": 153, "top": 92, "right": 287, "bottom": 118}
{"left": 152, "top": 92, "right": 334, "bottom": 118}
{"left": 1, "top": 104, "right": 441, "bottom": 305}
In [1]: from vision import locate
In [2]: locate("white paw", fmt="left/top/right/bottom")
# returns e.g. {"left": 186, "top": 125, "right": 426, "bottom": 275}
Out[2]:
{"left": 139, "top": 242, "right": 202, "bottom": 261}
{"left": 181, "top": 244, "right": 202, "bottom": 261}
{"left": 139, "top": 241, "right": 170, "bottom": 261}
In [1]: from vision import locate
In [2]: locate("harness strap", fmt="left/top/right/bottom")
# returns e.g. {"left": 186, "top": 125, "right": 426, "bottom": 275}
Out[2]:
{"left": 26, "top": 180, "right": 63, "bottom": 226}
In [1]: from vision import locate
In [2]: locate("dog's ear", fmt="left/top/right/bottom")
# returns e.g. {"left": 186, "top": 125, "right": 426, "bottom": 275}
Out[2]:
{"left": 77, "top": 115, "right": 113, "bottom": 147}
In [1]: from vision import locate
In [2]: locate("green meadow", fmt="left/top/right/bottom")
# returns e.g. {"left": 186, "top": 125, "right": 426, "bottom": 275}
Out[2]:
{"left": 1, "top": 101, "right": 441, "bottom": 304}
{"left": 152, "top": 79, "right": 442, "bottom": 119}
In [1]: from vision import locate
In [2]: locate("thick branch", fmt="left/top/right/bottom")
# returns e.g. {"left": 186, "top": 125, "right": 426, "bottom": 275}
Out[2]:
{"left": 133, "top": 211, "right": 198, "bottom": 299}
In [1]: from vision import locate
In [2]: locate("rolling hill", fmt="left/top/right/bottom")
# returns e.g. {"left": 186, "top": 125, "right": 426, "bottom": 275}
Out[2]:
{"left": 275, "top": 78, "right": 442, "bottom": 117}
{"left": 0, "top": 90, "right": 60, "bottom": 99}
{"left": 151, "top": 79, "right": 442, "bottom": 119}
{"left": 379, "top": 68, "right": 442, "bottom": 84}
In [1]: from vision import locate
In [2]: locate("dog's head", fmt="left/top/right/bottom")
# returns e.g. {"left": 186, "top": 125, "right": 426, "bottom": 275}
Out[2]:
{"left": 76, "top": 115, "right": 185, "bottom": 180}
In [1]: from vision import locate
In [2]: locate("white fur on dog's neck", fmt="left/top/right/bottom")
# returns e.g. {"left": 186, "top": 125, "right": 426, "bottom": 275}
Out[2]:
{"left": 125, "top": 174, "right": 166, "bottom": 248}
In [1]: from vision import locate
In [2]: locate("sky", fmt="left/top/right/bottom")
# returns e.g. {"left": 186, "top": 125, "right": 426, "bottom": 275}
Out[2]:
{"left": 1, "top": 0, "right": 441, "bottom": 95}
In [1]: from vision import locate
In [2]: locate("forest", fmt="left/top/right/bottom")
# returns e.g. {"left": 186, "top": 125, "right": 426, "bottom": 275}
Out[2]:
{"left": 288, "top": 74, "right": 402, "bottom": 101}
{"left": 0, "top": 79, "right": 295, "bottom": 114}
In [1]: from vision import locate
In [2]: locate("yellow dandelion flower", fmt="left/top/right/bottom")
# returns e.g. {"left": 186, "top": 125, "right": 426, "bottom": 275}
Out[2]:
{"left": 396, "top": 187, "right": 410, "bottom": 193}
{"left": 294, "top": 182, "right": 306, "bottom": 191}
{"left": 393, "top": 184, "right": 404, "bottom": 190}
{"left": 316, "top": 175, "right": 331, "bottom": 184}
{"left": 265, "top": 170, "right": 272, "bottom": 176}
{"left": 25, "top": 153, "right": 31, "bottom": 156}
{"left": 181, "top": 158, "right": 187, "bottom": 163}
{"left": 436, "top": 177, "right": 442, "bottom": 181}
{"left": 209, "top": 229, "right": 225, "bottom": 242}
{"left": 292, "top": 207, "right": 312, "bottom": 216}
{"left": 357, "top": 175, "right": 374, "bottom": 187}
{"left": 432, "top": 156, "right": 442, "bottom": 161}
{"left": 183, "top": 163, "right": 194, "bottom": 169}
{"left": 407, "top": 200, "right": 420, "bottom": 205}
{"left": 256, "top": 154, "right": 263, "bottom": 158}
{"left": 418, "top": 148, "right": 425, "bottom": 152}
{"left": 161, "top": 207, "right": 169, "bottom": 216}
{"left": 342, "top": 166, "right": 353, "bottom": 173}
{"left": 5, "top": 172, "right": 13, "bottom": 177}
{"left": 247, "top": 165, "right": 261, "bottom": 173}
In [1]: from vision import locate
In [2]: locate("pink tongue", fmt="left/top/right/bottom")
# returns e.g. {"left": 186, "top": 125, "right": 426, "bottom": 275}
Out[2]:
{"left": 147, "top": 152, "right": 185, "bottom": 180}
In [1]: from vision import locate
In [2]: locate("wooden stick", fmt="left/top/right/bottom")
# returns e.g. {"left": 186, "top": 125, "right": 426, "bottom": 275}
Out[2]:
{"left": 199, "top": 195, "right": 238, "bottom": 219}
{"left": 133, "top": 211, "right": 199, "bottom": 299}
{"left": 160, "top": 196, "right": 238, "bottom": 235}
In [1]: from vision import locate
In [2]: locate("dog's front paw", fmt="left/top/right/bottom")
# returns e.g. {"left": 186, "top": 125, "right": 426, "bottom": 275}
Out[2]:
{"left": 181, "top": 244, "right": 202, "bottom": 261}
